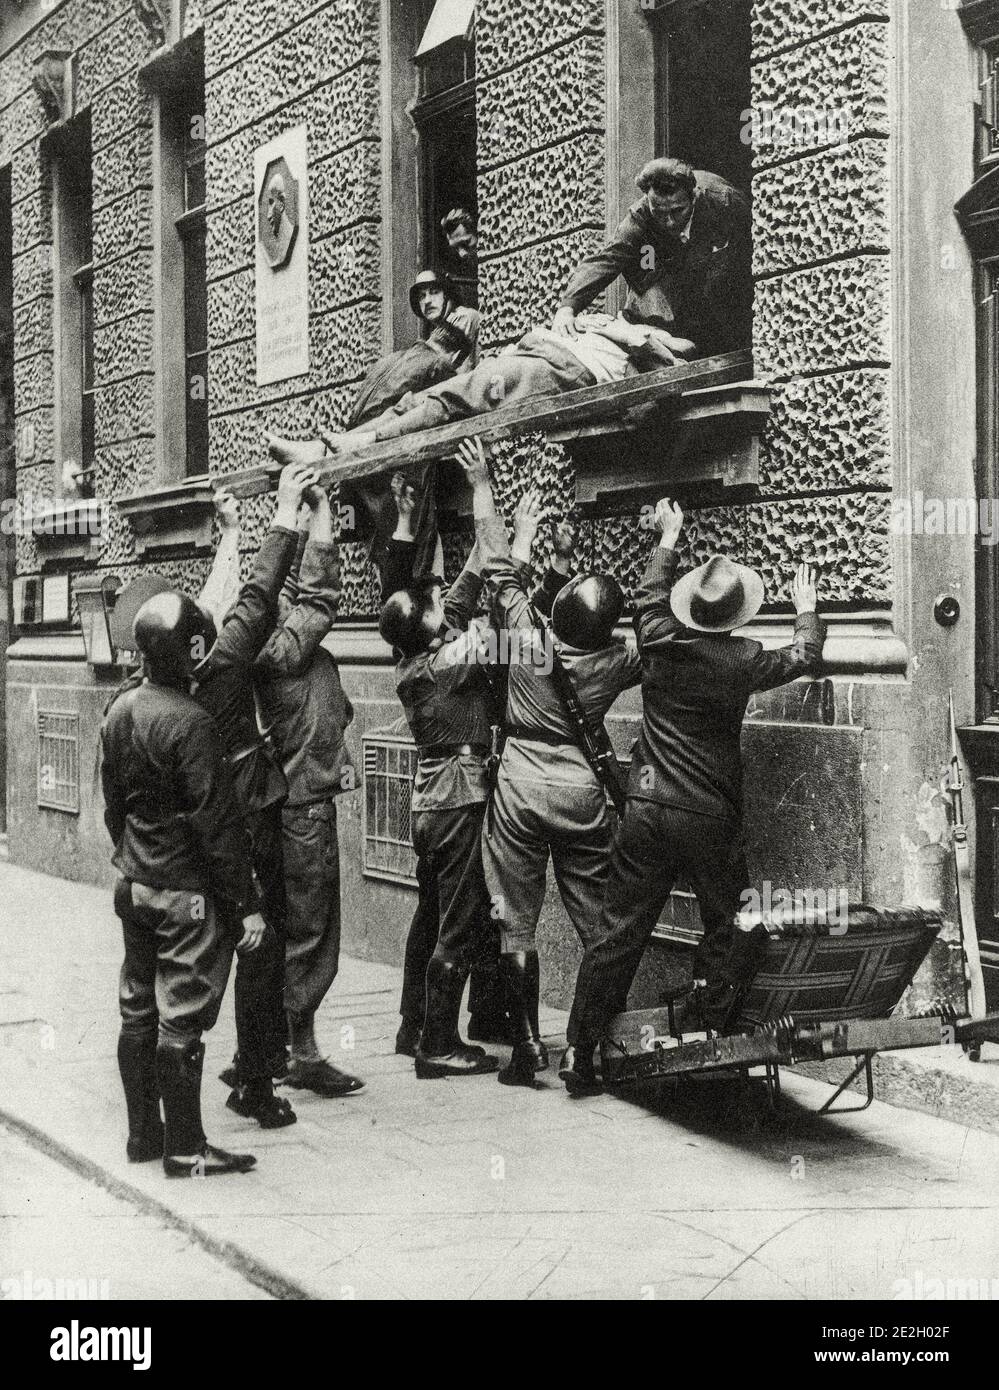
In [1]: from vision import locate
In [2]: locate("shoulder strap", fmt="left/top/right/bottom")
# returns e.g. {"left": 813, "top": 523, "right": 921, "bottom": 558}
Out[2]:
{"left": 528, "top": 604, "right": 627, "bottom": 815}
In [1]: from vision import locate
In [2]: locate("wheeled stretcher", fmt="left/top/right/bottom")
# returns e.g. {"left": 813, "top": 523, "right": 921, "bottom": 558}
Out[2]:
{"left": 600, "top": 906, "right": 999, "bottom": 1112}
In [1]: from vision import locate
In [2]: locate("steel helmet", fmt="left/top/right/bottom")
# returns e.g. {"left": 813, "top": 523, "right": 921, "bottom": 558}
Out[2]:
{"left": 133, "top": 590, "right": 217, "bottom": 682}
{"left": 551, "top": 574, "right": 625, "bottom": 651}
{"left": 408, "top": 269, "right": 451, "bottom": 318}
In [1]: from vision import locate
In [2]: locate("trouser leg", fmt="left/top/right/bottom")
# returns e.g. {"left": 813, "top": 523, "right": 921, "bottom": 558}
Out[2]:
{"left": 282, "top": 802, "right": 342, "bottom": 1024}
{"left": 547, "top": 789, "right": 615, "bottom": 953}
{"left": 480, "top": 774, "right": 550, "bottom": 955}
{"left": 567, "top": 801, "right": 682, "bottom": 1045}
{"left": 235, "top": 804, "right": 288, "bottom": 1082}
{"left": 115, "top": 878, "right": 163, "bottom": 1160}
{"left": 399, "top": 834, "right": 441, "bottom": 1027}
{"left": 418, "top": 805, "right": 491, "bottom": 1053}
{"left": 685, "top": 816, "right": 752, "bottom": 985}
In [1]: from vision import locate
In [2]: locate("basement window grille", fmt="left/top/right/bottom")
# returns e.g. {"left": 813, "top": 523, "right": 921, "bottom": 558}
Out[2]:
{"left": 37, "top": 709, "right": 80, "bottom": 814}
{"left": 362, "top": 733, "right": 419, "bottom": 885}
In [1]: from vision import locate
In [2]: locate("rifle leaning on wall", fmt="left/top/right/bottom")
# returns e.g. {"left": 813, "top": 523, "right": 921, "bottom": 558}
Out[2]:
{"left": 947, "top": 690, "right": 988, "bottom": 1057}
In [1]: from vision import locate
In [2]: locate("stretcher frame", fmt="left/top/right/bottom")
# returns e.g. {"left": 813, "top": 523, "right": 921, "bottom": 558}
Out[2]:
{"left": 599, "top": 1004, "right": 999, "bottom": 1113}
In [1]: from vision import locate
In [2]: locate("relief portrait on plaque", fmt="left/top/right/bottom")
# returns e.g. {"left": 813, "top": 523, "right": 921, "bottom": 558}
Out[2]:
{"left": 257, "top": 156, "right": 299, "bottom": 270}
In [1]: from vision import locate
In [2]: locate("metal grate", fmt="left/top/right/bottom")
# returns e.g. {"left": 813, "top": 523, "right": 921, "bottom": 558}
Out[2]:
{"left": 362, "top": 733, "right": 419, "bottom": 885}
{"left": 37, "top": 709, "right": 80, "bottom": 814}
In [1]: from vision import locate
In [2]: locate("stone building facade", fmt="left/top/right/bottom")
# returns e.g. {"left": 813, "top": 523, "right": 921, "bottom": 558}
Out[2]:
{"left": 1, "top": 0, "right": 995, "bottom": 1011}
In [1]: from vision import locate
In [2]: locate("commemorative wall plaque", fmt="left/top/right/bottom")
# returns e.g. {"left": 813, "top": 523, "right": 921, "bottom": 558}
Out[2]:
{"left": 255, "top": 124, "right": 310, "bottom": 385}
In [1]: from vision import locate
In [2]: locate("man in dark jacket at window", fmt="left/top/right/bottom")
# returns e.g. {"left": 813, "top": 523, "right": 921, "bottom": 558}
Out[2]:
{"left": 550, "top": 157, "right": 751, "bottom": 358}
{"left": 254, "top": 485, "right": 365, "bottom": 1098}
{"left": 101, "top": 591, "right": 264, "bottom": 1179}
{"left": 561, "top": 498, "right": 825, "bottom": 1093}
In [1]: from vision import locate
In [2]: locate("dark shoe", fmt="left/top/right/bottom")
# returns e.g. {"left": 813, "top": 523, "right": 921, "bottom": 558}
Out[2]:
{"left": 283, "top": 1058, "right": 365, "bottom": 1096}
{"left": 559, "top": 1045, "right": 600, "bottom": 1095}
{"left": 467, "top": 1012, "right": 515, "bottom": 1045}
{"left": 395, "top": 1019, "right": 422, "bottom": 1057}
{"left": 163, "top": 1143, "right": 257, "bottom": 1179}
{"left": 415, "top": 1042, "right": 500, "bottom": 1079}
{"left": 226, "top": 1082, "right": 297, "bottom": 1129}
{"left": 118, "top": 1031, "right": 164, "bottom": 1163}
{"left": 221, "top": 1048, "right": 289, "bottom": 1088}
{"left": 498, "top": 1039, "right": 548, "bottom": 1088}
{"left": 218, "top": 1063, "right": 239, "bottom": 1089}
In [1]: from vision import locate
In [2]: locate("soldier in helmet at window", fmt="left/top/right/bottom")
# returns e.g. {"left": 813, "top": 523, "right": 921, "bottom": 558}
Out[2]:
{"left": 337, "top": 268, "right": 481, "bottom": 583}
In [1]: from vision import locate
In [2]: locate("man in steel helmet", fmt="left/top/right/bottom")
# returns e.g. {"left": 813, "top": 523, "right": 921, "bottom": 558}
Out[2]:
{"left": 338, "top": 268, "right": 481, "bottom": 582}
{"left": 101, "top": 589, "right": 264, "bottom": 1177}
{"left": 460, "top": 439, "right": 642, "bottom": 1088}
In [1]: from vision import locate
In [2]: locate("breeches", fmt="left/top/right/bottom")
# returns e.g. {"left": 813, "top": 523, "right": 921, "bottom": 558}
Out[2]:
{"left": 116, "top": 877, "right": 234, "bottom": 1047}
{"left": 481, "top": 765, "right": 614, "bottom": 954}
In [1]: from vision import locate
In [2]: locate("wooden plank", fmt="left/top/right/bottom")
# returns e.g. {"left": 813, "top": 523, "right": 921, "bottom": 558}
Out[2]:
{"left": 221, "top": 350, "right": 754, "bottom": 499}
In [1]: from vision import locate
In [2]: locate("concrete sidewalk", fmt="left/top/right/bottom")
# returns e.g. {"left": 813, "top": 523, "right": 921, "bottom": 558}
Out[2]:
{"left": 3, "top": 859, "right": 999, "bottom": 1301}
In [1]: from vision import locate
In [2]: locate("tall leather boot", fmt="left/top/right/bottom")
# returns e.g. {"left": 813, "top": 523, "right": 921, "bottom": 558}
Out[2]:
{"left": 415, "top": 958, "right": 500, "bottom": 1079}
{"left": 498, "top": 952, "right": 548, "bottom": 1087}
{"left": 156, "top": 1038, "right": 257, "bottom": 1178}
{"left": 117, "top": 1030, "right": 164, "bottom": 1162}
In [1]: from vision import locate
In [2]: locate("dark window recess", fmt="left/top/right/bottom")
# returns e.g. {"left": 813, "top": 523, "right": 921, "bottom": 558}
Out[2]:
{"left": 649, "top": 0, "right": 753, "bottom": 195}
{"left": 58, "top": 115, "right": 95, "bottom": 497}
{"left": 412, "top": 0, "right": 478, "bottom": 308}
{"left": 174, "top": 93, "right": 208, "bottom": 476}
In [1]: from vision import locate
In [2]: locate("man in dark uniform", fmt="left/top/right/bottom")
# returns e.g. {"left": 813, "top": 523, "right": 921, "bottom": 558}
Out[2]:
{"left": 254, "top": 484, "right": 364, "bottom": 1097}
{"left": 101, "top": 592, "right": 263, "bottom": 1178}
{"left": 561, "top": 498, "right": 825, "bottom": 1092}
{"left": 190, "top": 460, "right": 317, "bottom": 1127}
{"left": 550, "top": 157, "right": 751, "bottom": 357}
{"left": 378, "top": 478, "right": 516, "bottom": 1079}
{"left": 464, "top": 442, "right": 642, "bottom": 1087}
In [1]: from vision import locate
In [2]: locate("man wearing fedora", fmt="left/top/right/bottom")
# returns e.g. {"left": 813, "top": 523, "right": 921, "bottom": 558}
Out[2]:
{"left": 560, "top": 498, "right": 825, "bottom": 1092}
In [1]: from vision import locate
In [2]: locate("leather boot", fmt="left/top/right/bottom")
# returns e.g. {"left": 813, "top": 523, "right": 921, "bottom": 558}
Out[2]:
{"left": 415, "top": 958, "right": 499, "bottom": 1079}
{"left": 117, "top": 1030, "right": 164, "bottom": 1162}
{"left": 498, "top": 952, "right": 548, "bottom": 1087}
{"left": 395, "top": 1018, "right": 422, "bottom": 1057}
{"left": 156, "top": 1038, "right": 256, "bottom": 1178}
{"left": 558, "top": 1043, "right": 600, "bottom": 1095}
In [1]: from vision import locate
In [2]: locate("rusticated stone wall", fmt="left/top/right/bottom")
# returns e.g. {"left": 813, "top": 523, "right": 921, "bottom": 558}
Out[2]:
{"left": 749, "top": 0, "right": 893, "bottom": 608}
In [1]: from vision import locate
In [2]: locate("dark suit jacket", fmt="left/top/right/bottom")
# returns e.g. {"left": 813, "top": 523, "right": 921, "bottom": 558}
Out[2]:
{"left": 629, "top": 547, "right": 826, "bottom": 821}
{"left": 559, "top": 170, "right": 751, "bottom": 356}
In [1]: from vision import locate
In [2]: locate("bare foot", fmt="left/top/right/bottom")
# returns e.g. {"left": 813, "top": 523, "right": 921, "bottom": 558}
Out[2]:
{"left": 265, "top": 432, "right": 327, "bottom": 467}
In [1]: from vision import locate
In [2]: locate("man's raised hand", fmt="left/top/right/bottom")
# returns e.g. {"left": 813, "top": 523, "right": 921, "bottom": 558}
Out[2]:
{"left": 551, "top": 306, "right": 579, "bottom": 339}
{"left": 391, "top": 470, "right": 417, "bottom": 520}
{"left": 456, "top": 437, "right": 491, "bottom": 489}
{"left": 553, "top": 517, "right": 578, "bottom": 560}
{"left": 277, "top": 461, "right": 320, "bottom": 512}
{"left": 654, "top": 497, "right": 684, "bottom": 550}
{"left": 791, "top": 562, "right": 818, "bottom": 615}
{"left": 514, "top": 489, "right": 544, "bottom": 543}
{"left": 213, "top": 488, "right": 239, "bottom": 532}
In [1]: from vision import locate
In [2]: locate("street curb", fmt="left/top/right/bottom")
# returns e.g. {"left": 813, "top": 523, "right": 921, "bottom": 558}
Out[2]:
{"left": 0, "top": 1107, "right": 317, "bottom": 1302}
{"left": 793, "top": 1050, "right": 999, "bottom": 1135}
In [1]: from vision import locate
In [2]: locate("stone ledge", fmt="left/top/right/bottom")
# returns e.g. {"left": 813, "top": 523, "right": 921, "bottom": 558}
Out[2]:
{"left": 116, "top": 474, "right": 217, "bottom": 557}
{"left": 30, "top": 500, "right": 104, "bottom": 569}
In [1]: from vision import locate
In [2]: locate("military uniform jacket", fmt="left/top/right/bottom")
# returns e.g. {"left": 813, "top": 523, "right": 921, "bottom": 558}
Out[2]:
{"left": 100, "top": 680, "right": 259, "bottom": 920}
{"left": 477, "top": 515, "right": 642, "bottom": 787}
{"left": 255, "top": 534, "right": 356, "bottom": 807}
{"left": 395, "top": 556, "right": 495, "bottom": 813}
{"left": 630, "top": 547, "right": 826, "bottom": 821}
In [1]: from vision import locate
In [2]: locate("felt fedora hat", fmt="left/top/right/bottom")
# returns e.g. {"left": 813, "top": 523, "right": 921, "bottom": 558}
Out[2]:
{"left": 669, "top": 554, "right": 765, "bottom": 633}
